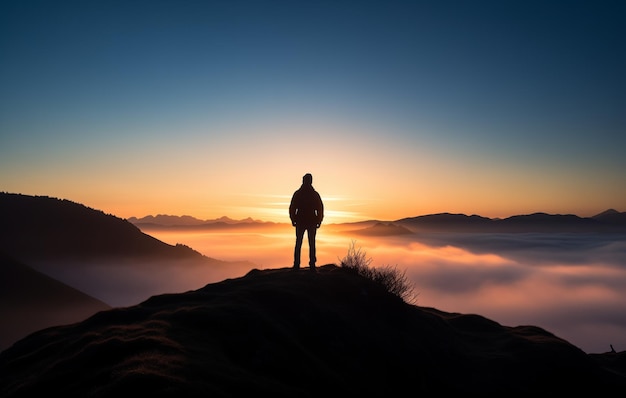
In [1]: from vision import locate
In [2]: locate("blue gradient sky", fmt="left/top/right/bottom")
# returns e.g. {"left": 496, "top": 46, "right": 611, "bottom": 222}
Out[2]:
{"left": 1, "top": 0, "right": 624, "bottom": 222}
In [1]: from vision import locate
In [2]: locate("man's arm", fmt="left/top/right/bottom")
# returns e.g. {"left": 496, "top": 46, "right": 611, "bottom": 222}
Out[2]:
{"left": 316, "top": 193, "right": 324, "bottom": 227}
{"left": 289, "top": 191, "right": 298, "bottom": 226}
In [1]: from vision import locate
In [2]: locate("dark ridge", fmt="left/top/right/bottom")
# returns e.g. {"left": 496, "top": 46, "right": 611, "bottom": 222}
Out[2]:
{"left": 1, "top": 265, "right": 624, "bottom": 396}
{"left": 396, "top": 213, "right": 495, "bottom": 232}
{"left": 0, "top": 192, "right": 209, "bottom": 262}
{"left": 0, "top": 192, "right": 257, "bottom": 345}
{"left": 396, "top": 211, "right": 626, "bottom": 233}
{"left": 593, "top": 209, "right": 626, "bottom": 224}
{"left": 0, "top": 251, "right": 111, "bottom": 351}
{"left": 132, "top": 221, "right": 283, "bottom": 231}
{"left": 497, "top": 212, "right": 598, "bottom": 232}
{"left": 128, "top": 214, "right": 272, "bottom": 226}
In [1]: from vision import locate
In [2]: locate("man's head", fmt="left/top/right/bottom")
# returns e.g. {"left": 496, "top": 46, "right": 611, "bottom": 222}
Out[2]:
{"left": 302, "top": 173, "right": 313, "bottom": 185}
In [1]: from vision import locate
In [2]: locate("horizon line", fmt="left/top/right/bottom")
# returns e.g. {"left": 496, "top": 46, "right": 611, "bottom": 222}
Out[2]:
{"left": 127, "top": 208, "right": 622, "bottom": 225}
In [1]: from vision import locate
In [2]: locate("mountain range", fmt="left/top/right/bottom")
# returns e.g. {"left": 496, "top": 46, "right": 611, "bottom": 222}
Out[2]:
{"left": 1, "top": 192, "right": 625, "bottom": 394}
{"left": 0, "top": 192, "right": 254, "bottom": 350}
{"left": 395, "top": 209, "right": 626, "bottom": 233}
{"left": 128, "top": 214, "right": 273, "bottom": 228}
{"left": 128, "top": 209, "right": 626, "bottom": 234}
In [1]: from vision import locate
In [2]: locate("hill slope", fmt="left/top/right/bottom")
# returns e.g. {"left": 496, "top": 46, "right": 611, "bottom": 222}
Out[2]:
{"left": 0, "top": 252, "right": 111, "bottom": 351}
{"left": 1, "top": 265, "right": 624, "bottom": 396}
{"left": 0, "top": 193, "right": 209, "bottom": 262}
{"left": 0, "top": 193, "right": 255, "bottom": 308}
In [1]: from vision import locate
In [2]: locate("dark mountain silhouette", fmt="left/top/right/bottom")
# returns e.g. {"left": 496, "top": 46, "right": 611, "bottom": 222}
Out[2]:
{"left": 128, "top": 214, "right": 277, "bottom": 231}
{"left": 128, "top": 214, "right": 270, "bottom": 227}
{"left": 128, "top": 214, "right": 212, "bottom": 226}
{"left": 396, "top": 213, "right": 493, "bottom": 232}
{"left": 0, "top": 251, "right": 110, "bottom": 351}
{"left": 133, "top": 220, "right": 285, "bottom": 232}
{"left": 0, "top": 192, "right": 256, "bottom": 328}
{"left": 129, "top": 209, "right": 626, "bottom": 235}
{"left": 395, "top": 211, "right": 626, "bottom": 233}
{"left": 0, "top": 193, "right": 212, "bottom": 263}
{"left": 0, "top": 265, "right": 623, "bottom": 396}
{"left": 593, "top": 208, "right": 626, "bottom": 224}
{"left": 496, "top": 212, "right": 603, "bottom": 232}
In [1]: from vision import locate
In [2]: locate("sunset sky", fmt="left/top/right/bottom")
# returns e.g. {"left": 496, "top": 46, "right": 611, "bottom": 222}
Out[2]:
{"left": 1, "top": 0, "right": 624, "bottom": 223}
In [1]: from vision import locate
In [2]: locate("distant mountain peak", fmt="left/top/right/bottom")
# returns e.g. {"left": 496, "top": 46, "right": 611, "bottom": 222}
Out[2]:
{"left": 594, "top": 209, "right": 619, "bottom": 217}
{"left": 592, "top": 209, "right": 626, "bottom": 224}
{"left": 129, "top": 214, "right": 265, "bottom": 226}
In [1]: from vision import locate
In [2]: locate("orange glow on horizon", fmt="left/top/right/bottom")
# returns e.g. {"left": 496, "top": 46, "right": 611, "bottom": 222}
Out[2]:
{"left": 1, "top": 114, "right": 621, "bottom": 223}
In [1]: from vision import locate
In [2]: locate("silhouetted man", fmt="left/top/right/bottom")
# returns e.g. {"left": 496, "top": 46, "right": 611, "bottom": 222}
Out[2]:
{"left": 289, "top": 173, "right": 324, "bottom": 271}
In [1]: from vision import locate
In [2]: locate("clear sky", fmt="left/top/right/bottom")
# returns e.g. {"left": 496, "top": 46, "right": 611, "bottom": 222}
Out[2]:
{"left": 1, "top": 0, "right": 624, "bottom": 223}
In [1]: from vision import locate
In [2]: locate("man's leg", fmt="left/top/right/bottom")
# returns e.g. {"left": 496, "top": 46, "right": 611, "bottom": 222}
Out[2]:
{"left": 293, "top": 225, "right": 305, "bottom": 268}
{"left": 307, "top": 225, "right": 317, "bottom": 269}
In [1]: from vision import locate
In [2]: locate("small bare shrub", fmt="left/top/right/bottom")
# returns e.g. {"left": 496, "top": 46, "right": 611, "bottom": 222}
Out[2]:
{"left": 339, "top": 240, "right": 418, "bottom": 304}
{"left": 339, "top": 239, "right": 372, "bottom": 270}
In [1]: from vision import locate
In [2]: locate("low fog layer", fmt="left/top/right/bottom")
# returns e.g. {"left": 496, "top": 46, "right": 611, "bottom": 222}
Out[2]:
{"left": 146, "top": 226, "right": 626, "bottom": 354}
{"left": 30, "top": 258, "right": 249, "bottom": 308}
